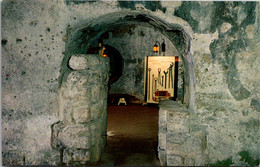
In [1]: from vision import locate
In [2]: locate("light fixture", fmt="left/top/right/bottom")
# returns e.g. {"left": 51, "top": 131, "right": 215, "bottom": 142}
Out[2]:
{"left": 153, "top": 40, "right": 166, "bottom": 56}
{"left": 153, "top": 44, "right": 159, "bottom": 53}
{"left": 153, "top": 41, "right": 160, "bottom": 55}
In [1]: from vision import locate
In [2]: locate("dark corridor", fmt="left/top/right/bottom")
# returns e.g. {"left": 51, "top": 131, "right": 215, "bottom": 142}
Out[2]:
{"left": 98, "top": 103, "right": 160, "bottom": 166}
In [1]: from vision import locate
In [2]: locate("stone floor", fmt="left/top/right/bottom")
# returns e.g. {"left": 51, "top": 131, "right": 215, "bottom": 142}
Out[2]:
{"left": 97, "top": 103, "right": 160, "bottom": 166}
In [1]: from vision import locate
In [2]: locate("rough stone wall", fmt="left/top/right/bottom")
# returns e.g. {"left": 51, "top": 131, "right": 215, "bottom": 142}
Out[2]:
{"left": 158, "top": 1, "right": 260, "bottom": 166}
{"left": 52, "top": 54, "right": 109, "bottom": 165}
{"left": 1, "top": 0, "right": 260, "bottom": 166}
{"left": 158, "top": 100, "right": 207, "bottom": 166}
{"left": 1, "top": 0, "right": 114, "bottom": 165}
{"left": 1, "top": 0, "right": 64, "bottom": 165}
{"left": 183, "top": 2, "right": 260, "bottom": 166}
{"left": 102, "top": 26, "right": 182, "bottom": 101}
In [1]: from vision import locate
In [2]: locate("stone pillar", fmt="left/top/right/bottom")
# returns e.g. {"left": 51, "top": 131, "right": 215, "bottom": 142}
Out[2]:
{"left": 51, "top": 54, "right": 110, "bottom": 165}
{"left": 158, "top": 100, "right": 206, "bottom": 166}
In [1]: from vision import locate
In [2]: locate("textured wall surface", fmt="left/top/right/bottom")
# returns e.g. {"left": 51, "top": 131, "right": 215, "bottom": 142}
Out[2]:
{"left": 1, "top": 0, "right": 260, "bottom": 166}
{"left": 52, "top": 54, "right": 109, "bottom": 165}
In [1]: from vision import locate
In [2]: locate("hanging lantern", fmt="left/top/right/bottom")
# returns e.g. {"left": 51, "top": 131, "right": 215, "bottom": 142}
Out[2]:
{"left": 153, "top": 44, "right": 159, "bottom": 53}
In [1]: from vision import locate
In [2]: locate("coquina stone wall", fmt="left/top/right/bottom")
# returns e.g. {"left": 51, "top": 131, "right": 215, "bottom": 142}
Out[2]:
{"left": 158, "top": 100, "right": 207, "bottom": 166}
{"left": 51, "top": 54, "right": 109, "bottom": 165}
{"left": 1, "top": 0, "right": 259, "bottom": 166}
{"left": 158, "top": 1, "right": 260, "bottom": 166}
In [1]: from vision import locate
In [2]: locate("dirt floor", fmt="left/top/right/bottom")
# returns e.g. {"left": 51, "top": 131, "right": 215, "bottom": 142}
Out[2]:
{"left": 97, "top": 103, "right": 160, "bottom": 166}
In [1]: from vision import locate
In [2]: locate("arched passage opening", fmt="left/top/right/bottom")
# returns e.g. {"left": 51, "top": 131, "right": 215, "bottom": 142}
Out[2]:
{"left": 54, "top": 11, "right": 195, "bottom": 165}
{"left": 59, "top": 11, "right": 195, "bottom": 110}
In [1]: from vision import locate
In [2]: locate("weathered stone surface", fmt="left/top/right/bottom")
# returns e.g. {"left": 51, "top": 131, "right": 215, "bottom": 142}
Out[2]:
{"left": 69, "top": 55, "right": 89, "bottom": 70}
{"left": 158, "top": 149, "right": 166, "bottom": 166}
{"left": 158, "top": 133, "right": 166, "bottom": 149}
{"left": 167, "top": 121, "right": 189, "bottom": 133}
{"left": 167, "top": 154, "right": 183, "bottom": 166}
{"left": 158, "top": 109, "right": 167, "bottom": 128}
{"left": 179, "top": 137, "right": 202, "bottom": 154}
{"left": 58, "top": 124, "right": 91, "bottom": 149}
{"left": 167, "top": 133, "right": 189, "bottom": 144}
{"left": 184, "top": 157, "right": 195, "bottom": 166}
{"left": 69, "top": 54, "right": 104, "bottom": 70}
{"left": 251, "top": 99, "right": 260, "bottom": 112}
{"left": 167, "top": 110, "right": 189, "bottom": 122}
{"left": 50, "top": 54, "right": 109, "bottom": 163}
{"left": 63, "top": 148, "right": 90, "bottom": 164}
{"left": 220, "top": 22, "right": 232, "bottom": 33}
{"left": 72, "top": 105, "right": 90, "bottom": 123}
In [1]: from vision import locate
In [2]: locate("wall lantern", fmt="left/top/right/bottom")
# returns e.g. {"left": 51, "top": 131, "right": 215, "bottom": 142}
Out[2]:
{"left": 153, "top": 43, "right": 159, "bottom": 53}
{"left": 153, "top": 40, "right": 166, "bottom": 56}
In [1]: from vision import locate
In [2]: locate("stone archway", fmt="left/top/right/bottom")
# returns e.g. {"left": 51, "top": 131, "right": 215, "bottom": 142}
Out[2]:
{"left": 60, "top": 11, "right": 195, "bottom": 111}
{"left": 52, "top": 11, "right": 195, "bottom": 165}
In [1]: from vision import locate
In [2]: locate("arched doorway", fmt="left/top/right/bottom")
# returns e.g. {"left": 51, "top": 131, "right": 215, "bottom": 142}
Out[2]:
{"left": 53, "top": 10, "right": 195, "bottom": 165}
{"left": 60, "top": 11, "right": 195, "bottom": 110}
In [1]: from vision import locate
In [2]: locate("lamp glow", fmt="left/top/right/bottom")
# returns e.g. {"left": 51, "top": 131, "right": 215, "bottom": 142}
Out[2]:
{"left": 153, "top": 44, "right": 159, "bottom": 52}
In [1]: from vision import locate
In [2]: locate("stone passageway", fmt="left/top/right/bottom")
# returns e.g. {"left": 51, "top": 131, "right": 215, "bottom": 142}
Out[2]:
{"left": 97, "top": 103, "right": 160, "bottom": 166}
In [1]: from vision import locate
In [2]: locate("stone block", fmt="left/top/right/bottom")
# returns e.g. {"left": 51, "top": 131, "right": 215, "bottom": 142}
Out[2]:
{"left": 91, "top": 85, "right": 102, "bottom": 101}
{"left": 166, "top": 143, "right": 181, "bottom": 155}
{"left": 184, "top": 157, "right": 195, "bottom": 166}
{"left": 167, "top": 110, "right": 189, "bottom": 123}
{"left": 167, "top": 133, "right": 189, "bottom": 144}
{"left": 90, "top": 102, "right": 103, "bottom": 120}
{"left": 158, "top": 149, "right": 167, "bottom": 166}
{"left": 179, "top": 137, "right": 202, "bottom": 154}
{"left": 167, "top": 121, "right": 189, "bottom": 133}
{"left": 58, "top": 124, "right": 91, "bottom": 149}
{"left": 69, "top": 55, "right": 89, "bottom": 70}
{"left": 167, "top": 154, "right": 183, "bottom": 166}
{"left": 72, "top": 105, "right": 90, "bottom": 123}
{"left": 193, "top": 154, "right": 207, "bottom": 166}
{"left": 91, "top": 146, "right": 102, "bottom": 162}
{"left": 65, "top": 71, "right": 87, "bottom": 87}
{"left": 159, "top": 109, "right": 167, "bottom": 127}
{"left": 69, "top": 54, "right": 101, "bottom": 70}
{"left": 158, "top": 133, "right": 166, "bottom": 149}
{"left": 63, "top": 148, "right": 90, "bottom": 164}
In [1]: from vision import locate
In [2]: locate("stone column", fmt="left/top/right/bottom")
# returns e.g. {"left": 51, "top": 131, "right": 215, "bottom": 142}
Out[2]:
{"left": 51, "top": 54, "right": 110, "bottom": 165}
{"left": 158, "top": 100, "right": 206, "bottom": 166}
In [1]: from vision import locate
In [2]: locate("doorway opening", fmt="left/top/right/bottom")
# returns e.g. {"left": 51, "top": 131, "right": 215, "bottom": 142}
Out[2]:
{"left": 57, "top": 10, "right": 194, "bottom": 165}
{"left": 83, "top": 24, "right": 184, "bottom": 165}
